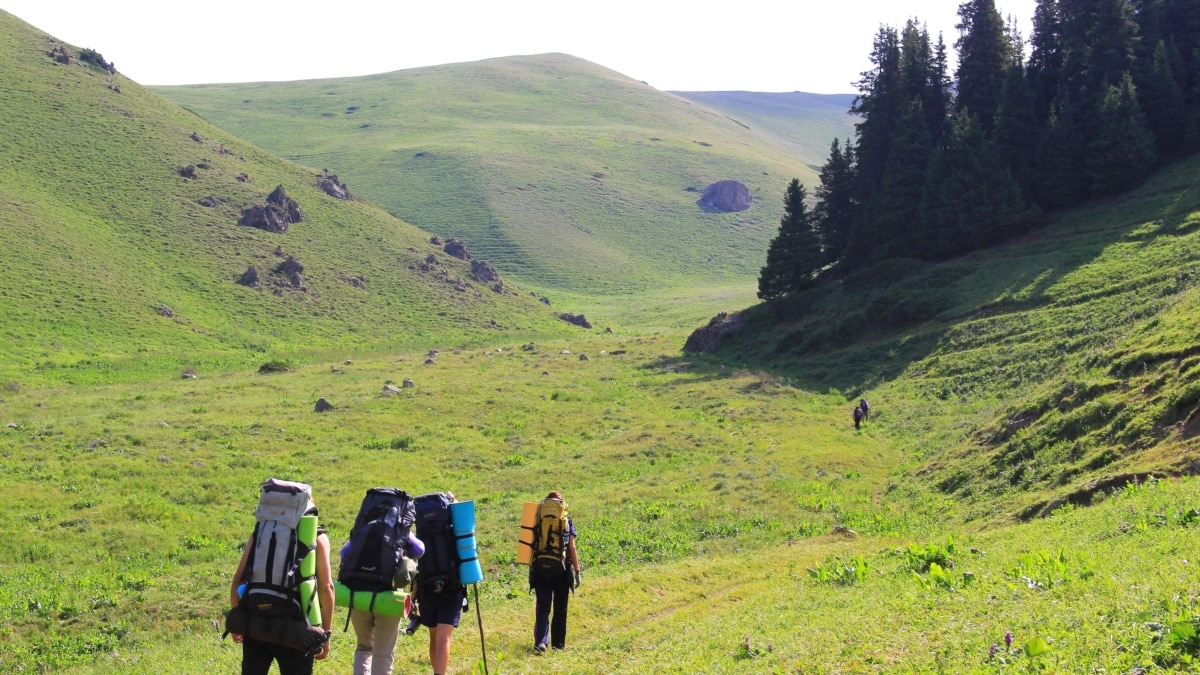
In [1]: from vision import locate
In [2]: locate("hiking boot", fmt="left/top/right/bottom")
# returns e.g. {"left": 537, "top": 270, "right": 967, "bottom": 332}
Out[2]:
{"left": 534, "top": 643, "right": 547, "bottom": 654}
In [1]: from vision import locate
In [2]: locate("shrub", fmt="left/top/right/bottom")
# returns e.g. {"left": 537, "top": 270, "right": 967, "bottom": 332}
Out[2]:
{"left": 257, "top": 360, "right": 291, "bottom": 374}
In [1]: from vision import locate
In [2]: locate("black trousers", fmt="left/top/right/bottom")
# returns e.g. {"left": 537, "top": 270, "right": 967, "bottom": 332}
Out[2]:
{"left": 532, "top": 569, "right": 572, "bottom": 648}
{"left": 241, "top": 636, "right": 313, "bottom": 675}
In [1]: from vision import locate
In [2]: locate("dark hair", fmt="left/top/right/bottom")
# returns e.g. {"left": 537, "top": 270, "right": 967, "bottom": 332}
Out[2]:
{"left": 546, "top": 491, "right": 563, "bottom": 500}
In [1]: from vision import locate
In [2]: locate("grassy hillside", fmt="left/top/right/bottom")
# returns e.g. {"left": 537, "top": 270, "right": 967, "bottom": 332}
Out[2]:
{"left": 669, "top": 91, "right": 857, "bottom": 165}
{"left": 153, "top": 56, "right": 849, "bottom": 296}
{"left": 0, "top": 10, "right": 569, "bottom": 383}
{"left": 714, "top": 153, "right": 1200, "bottom": 521}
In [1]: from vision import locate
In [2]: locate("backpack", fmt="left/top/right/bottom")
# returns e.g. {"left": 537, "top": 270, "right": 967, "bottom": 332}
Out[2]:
{"left": 531, "top": 498, "right": 569, "bottom": 578}
{"left": 413, "top": 492, "right": 461, "bottom": 602}
{"left": 242, "top": 478, "right": 315, "bottom": 619}
{"left": 338, "top": 487, "right": 415, "bottom": 593}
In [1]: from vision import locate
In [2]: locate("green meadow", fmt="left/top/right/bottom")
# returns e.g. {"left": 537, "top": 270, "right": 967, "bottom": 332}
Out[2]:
{"left": 3, "top": 7, "right": 1200, "bottom": 674}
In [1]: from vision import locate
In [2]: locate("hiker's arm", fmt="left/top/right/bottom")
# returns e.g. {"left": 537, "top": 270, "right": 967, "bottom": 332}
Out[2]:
{"left": 567, "top": 535, "right": 580, "bottom": 573}
{"left": 230, "top": 535, "right": 252, "bottom": 608}
{"left": 314, "top": 533, "right": 335, "bottom": 659}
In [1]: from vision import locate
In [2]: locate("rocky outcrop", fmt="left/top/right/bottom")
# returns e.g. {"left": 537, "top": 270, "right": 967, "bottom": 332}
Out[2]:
{"left": 237, "top": 266, "right": 260, "bottom": 287}
{"left": 318, "top": 173, "right": 351, "bottom": 200}
{"left": 443, "top": 238, "right": 471, "bottom": 261}
{"left": 559, "top": 313, "right": 592, "bottom": 329}
{"left": 471, "top": 259, "right": 499, "bottom": 283}
{"left": 275, "top": 256, "right": 306, "bottom": 290}
{"left": 683, "top": 311, "right": 746, "bottom": 353}
{"left": 697, "top": 180, "right": 752, "bottom": 212}
{"left": 240, "top": 185, "right": 303, "bottom": 233}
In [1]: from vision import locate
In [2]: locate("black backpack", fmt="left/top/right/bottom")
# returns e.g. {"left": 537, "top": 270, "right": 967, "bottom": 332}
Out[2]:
{"left": 413, "top": 492, "right": 461, "bottom": 602}
{"left": 242, "top": 478, "right": 314, "bottom": 619}
{"left": 338, "top": 487, "right": 415, "bottom": 593}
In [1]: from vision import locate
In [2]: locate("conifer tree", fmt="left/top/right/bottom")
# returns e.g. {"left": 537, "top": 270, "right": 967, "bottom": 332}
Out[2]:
{"left": 955, "top": 0, "right": 1012, "bottom": 133}
{"left": 813, "top": 139, "right": 856, "bottom": 267}
{"left": 1028, "top": 0, "right": 1064, "bottom": 120}
{"left": 858, "top": 102, "right": 934, "bottom": 262}
{"left": 757, "top": 180, "right": 821, "bottom": 300}
{"left": 1033, "top": 94, "right": 1088, "bottom": 208}
{"left": 1139, "top": 39, "right": 1190, "bottom": 158}
{"left": 1085, "top": 72, "right": 1156, "bottom": 195}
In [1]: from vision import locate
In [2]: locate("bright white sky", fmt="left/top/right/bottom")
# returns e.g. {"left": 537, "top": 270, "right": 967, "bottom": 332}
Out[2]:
{"left": 0, "top": 0, "right": 1036, "bottom": 94}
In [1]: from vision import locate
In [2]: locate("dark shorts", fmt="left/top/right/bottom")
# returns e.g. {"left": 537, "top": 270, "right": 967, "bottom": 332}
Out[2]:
{"left": 417, "top": 588, "right": 466, "bottom": 628}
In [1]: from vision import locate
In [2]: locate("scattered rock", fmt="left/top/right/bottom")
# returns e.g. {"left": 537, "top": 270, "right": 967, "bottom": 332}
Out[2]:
{"left": 314, "top": 398, "right": 335, "bottom": 413}
{"left": 491, "top": 282, "right": 504, "bottom": 293}
{"left": 87, "top": 438, "right": 106, "bottom": 448}
{"left": 198, "top": 195, "right": 228, "bottom": 207}
{"left": 344, "top": 359, "right": 353, "bottom": 365}
{"left": 179, "top": 165, "right": 198, "bottom": 180}
{"left": 190, "top": 132, "right": 204, "bottom": 143}
{"left": 274, "top": 256, "right": 305, "bottom": 289}
{"left": 47, "top": 45, "right": 70, "bottom": 64}
{"left": 425, "top": 254, "right": 440, "bottom": 266}
{"left": 240, "top": 185, "right": 303, "bottom": 233}
{"left": 155, "top": 304, "right": 174, "bottom": 318}
{"left": 343, "top": 275, "right": 367, "bottom": 290}
{"left": 605, "top": 327, "right": 614, "bottom": 334}
{"left": 382, "top": 384, "right": 402, "bottom": 395}
{"left": 611, "top": 350, "right": 627, "bottom": 355}
{"left": 236, "top": 172, "right": 251, "bottom": 183}
{"left": 402, "top": 378, "right": 415, "bottom": 388}
{"left": 559, "top": 313, "right": 592, "bottom": 329}
{"left": 181, "top": 372, "right": 197, "bottom": 379}
{"left": 430, "top": 236, "right": 442, "bottom": 245}
{"left": 683, "top": 311, "right": 746, "bottom": 353}
{"left": 318, "top": 174, "right": 351, "bottom": 200}
{"left": 697, "top": 180, "right": 752, "bottom": 212}
{"left": 470, "top": 259, "right": 499, "bottom": 283}
{"left": 443, "top": 239, "right": 471, "bottom": 261}
{"left": 237, "top": 266, "right": 260, "bottom": 287}
{"left": 579, "top": 354, "right": 589, "bottom": 361}
{"left": 561, "top": 350, "right": 571, "bottom": 355}
{"left": 424, "top": 358, "right": 436, "bottom": 365}
{"left": 541, "top": 371, "right": 550, "bottom": 376}
{"left": 539, "top": 296, "right": 551, "bottom": 305}
{"left": 6, "top": 422, "right": 20, "bottom": 429}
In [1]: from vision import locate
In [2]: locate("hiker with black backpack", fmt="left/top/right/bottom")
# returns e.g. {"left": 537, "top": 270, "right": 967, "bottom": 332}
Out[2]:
{"left": 413, "top": 491, "right": 469, "bottom": 675}
{"left": 338, "top": 487, "right": 424, "bottom": 675}
{"left": 529, "top": 491, "right": 580, "bottom": 653}
{"left": 228, "top": 479, "right": 335, "bottom": 675}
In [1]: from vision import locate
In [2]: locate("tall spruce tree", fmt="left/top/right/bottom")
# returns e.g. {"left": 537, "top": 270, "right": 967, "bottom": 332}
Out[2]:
{"left": 1034, "top": 94, "right": 1088, "bottom": 208}
{"left": 1139, "top": 39, "right": 1190, "bottom": 158}
{"left": 851, "top": 26, "right": 904, "bottom": 206}
{"left": 955, "top": 0, "right": 1012, "bottom": 133}
{"left": 813, "top": 138, "right": 856, "bottom": 267}
{"left": 1084, "top": 72, "right": 1156, "bottom": 195}
{"left": 757, "top": 179, "right": 822, "bottom": 300}
{"left": 1028, "top": 0, "right": 1064, "bottom": 120}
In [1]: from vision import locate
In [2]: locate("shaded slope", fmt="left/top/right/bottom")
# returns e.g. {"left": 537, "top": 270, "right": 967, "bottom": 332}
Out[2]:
{"left": 155, "top": 55, "right": 836, "bottom": 295}
{"left": 0, "top": 11, "right": 566, "bottom": 380}
{"left": 705, "top": 155, "right": 1200, "bottom": 518}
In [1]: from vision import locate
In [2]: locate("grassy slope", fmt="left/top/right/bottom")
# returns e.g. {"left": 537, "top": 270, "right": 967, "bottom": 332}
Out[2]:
{"left": 3, "top": 9, "right": 1200, "bottom": 674}
{"left": 669, "top": 91, "right": 859, "bottom": 166}
{"left": 0, "top": 10, "right": 569, "bottom": 383}
{"left": 715, "top": 153, "right": 1200, "bottom": 521}
{"left": 153, "top": 55, "right": 855, "bottom": 297}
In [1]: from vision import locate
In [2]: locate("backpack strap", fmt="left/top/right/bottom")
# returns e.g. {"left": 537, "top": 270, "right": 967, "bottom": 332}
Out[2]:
{"left": 342, "top": 590, "right": 354, "bottom": 632}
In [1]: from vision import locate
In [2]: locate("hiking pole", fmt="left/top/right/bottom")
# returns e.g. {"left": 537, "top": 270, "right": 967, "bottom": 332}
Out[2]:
{"left": 473, "top": 583, "right": 489, "bottom": 675}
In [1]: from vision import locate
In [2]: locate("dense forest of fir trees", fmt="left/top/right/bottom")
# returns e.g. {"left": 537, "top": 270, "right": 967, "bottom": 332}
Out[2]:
{"left": 758, "top": 0, "right": 1200, "bottom": 300}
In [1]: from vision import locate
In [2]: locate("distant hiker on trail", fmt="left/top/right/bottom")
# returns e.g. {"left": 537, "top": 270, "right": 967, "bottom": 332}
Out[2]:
{"left": 529, "top": 491, "right": 581, "bottom": 653}
{"left": 412, "top": 491, "right": 468, "bottom": 675}
{"left": 853, "top": 405, "right": 864, "bottom": 430}
{"left": 859, "top": 398, "right": 870, "bottom": 421}
{"left": 228, "top": 479, "right": 335, "bottom": 675}
{"left": 338, "top": 488, "right": 423, "bottom": 675}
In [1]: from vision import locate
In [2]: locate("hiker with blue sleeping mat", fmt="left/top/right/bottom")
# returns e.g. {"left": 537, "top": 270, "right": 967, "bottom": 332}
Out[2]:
{"left": 412, "top": 491, "right": 469, "bottom": 675}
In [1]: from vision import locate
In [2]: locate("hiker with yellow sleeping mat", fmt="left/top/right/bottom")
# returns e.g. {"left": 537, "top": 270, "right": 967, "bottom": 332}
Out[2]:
{"left": 524, "top": 491, "right": 581, "bottom": 653}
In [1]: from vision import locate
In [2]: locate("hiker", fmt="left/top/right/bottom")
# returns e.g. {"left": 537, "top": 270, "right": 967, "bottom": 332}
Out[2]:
{"left": 853, "top": 405, "right": 864, "bottom": 430}
{"left": 413, "top": 491, "right": 468, "bottom": 675}
{"left": 229, "top": 479, "right": 335, "bottom": 675}
{"left": 339, "top": 488, "right": 424, "bottom": 675}
{"left": 530, "top": 490, "right": 581, "bottom": 652}
{"left": 859, "top": 398, "right": 870, "bottom": 421}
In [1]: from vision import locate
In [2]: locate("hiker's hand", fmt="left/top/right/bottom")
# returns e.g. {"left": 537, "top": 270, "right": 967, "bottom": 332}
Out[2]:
{"left": 573, "top": 570, "right": 581, "bottom": 589}
{"left": 315, "top": 640, "right": 330, "bottom": 660}
{"left": 231, "top": 634, "right": 244, "bottom": 644}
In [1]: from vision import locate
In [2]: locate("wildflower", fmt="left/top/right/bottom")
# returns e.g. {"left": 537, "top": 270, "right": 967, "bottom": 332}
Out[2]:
{"left": 1004, "top": 631, "right": 1013, "bottom": 647}
{"left": 989, "top": 643, "right": 999, "bottom": 659}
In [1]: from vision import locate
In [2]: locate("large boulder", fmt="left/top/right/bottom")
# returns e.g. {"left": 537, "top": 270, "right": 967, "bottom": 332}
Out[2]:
{"left": 683, "top": 311, "right": 746, "bottom": 353}
{"left": 471, "top": 259, "right": 499, "bottom": 283}
{"left": 443, "top": 238, "right": 471, "bottom": 261}
{"left": 697, "top": 180, "right": 752, "bottom": 213}
{"left": 318, "top": 174, "right": 351, "bottom": 200}
{"left": 241, "top": 186, "right": 303, "bottom": 233}
{"left": 559, "top": 313, "right": 592, "bottom": 329}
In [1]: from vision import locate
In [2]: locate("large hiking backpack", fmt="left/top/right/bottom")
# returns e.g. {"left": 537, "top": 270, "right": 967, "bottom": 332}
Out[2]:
{"left": 531, "top": 498, "right": 569, "bottom": 578}
{"left": 413, "top": 492, "right": 461, "bottom": 602}
{"left": 242, "top": 478, "right": 315, "bottom": 619}
{"left": 339, "top": 487, "right": 415, "bottom": 592}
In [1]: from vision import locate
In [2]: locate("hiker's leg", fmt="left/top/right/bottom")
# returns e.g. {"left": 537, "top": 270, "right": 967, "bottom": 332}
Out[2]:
{"left": 550, "top": 573, "right": 571, "bottom": 648}
{"left": 370, "top": 613, "right": 403, "bottom": 675}
{"left": 240, "top": 637, "right": 274, "bottom": 675}
{"left": 269, "top": 641, "right": 314, "bottom": 675}
{"left": 429, "top": 624, "right": 454, "bottom": 674}
{"left": 350, "top": 610, "right": 375, "bottom": 675}
{"left": 533, "top": 578, "right": 553, "bottom": 647}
